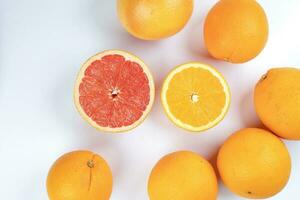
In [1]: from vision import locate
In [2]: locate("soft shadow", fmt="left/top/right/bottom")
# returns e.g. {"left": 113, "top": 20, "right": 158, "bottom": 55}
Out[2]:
{"left": 186, "top": 17, "right": 210, "bottom": 59}
{"left": 146, "top": 56, "right": 186, "bottom": 136}
{"left": 209, "top": 147, "right": 221, "bottom": 179}
{"left": 239, "top": 88, "right": 265, "bottom": 128}
{"left": 89, "top": 0, "right": 161, "bottom": 52}
{"left": 185, "top": 16, "right": 244, "bottom": 73}
{"left": 218, "top": 181, "right": 235, "bottom": 199}
{"left": 0, "top": 30, "right": 4, "bottom": 93}
{"left": 49, "top": 62, "right": 77, "bottom": 132}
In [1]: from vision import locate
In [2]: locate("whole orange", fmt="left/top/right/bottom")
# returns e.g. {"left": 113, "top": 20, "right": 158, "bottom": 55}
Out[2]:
{"left": 204, "top": 0, "right": 268, "bottom": 63}
{"left": 254, "top": 67, "right": 300, "bottom": 140}
{"left": 117, "top": 0, "right": 193, "bottom": 40}
{"left": 148, "top": 151, "right": 218, "bottom": 200}
{"left": 217, "top": 128, "right": 291, "bottom": 199}
{"left": 46, "top": 150, "right": 113, "bottom": 200}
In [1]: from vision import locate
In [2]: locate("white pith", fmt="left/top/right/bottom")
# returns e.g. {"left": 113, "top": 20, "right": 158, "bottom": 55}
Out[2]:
{"left": 191, "top": 93, "right": 199, "bottom": 103}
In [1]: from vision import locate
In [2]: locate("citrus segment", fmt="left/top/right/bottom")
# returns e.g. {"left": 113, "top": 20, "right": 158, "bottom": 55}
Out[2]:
{"left": 74, "top": 50, "right": 155, "bottom": 132}
{"left": 161, "top": 63, "right": 230, "bottom": 132}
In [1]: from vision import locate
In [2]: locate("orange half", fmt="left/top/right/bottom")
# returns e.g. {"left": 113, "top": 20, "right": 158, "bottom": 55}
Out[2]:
{"left": 161, "top": 62, "right": 230, "bottom": 132}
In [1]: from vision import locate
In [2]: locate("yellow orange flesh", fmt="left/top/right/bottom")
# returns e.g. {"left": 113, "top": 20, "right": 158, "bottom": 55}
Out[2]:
{"left": 161, "top": 62, "right": 230, "bottom": 132}
{"left": 217, "top": 128, "right": 291, "bottom": 199}
{"left": 148, "top": 151, "right": 218, "bottom": 200}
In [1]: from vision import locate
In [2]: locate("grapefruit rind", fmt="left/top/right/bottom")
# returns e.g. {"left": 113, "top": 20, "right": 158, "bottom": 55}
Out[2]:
{"left": 74, "top": 50, "right": 155, "bottom": 133}
{"left": 161, "top": 62, "right": 230, "bottom": 132}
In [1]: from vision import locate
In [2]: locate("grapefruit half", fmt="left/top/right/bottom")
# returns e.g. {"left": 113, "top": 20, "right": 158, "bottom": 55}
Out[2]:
{"left": 74, "top": 50, "right": 155, "bottom": 133}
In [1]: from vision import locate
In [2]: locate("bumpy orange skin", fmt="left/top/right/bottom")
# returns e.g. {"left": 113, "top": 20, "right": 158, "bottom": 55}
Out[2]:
{"left": 117, "top": 0, "right": 193, "bottom": 40}
{"left": 47, "top": 151, "right": 113, "bottom": 200}
{"left": 204, "top": 0, "right": 268, "bottom": 63}
{"left": 254, "top": 67, "right": 300, "bottom": 140}
{"left": 148, "top": 151, "right": 218, "bottom": 200}
{"left": 217, "top": 128, "right": 291, "bottom": 199}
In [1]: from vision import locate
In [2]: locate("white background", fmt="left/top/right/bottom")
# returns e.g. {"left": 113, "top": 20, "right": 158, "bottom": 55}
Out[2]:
{"left": 0, "top": 0, "right": 299, "bottom": 199}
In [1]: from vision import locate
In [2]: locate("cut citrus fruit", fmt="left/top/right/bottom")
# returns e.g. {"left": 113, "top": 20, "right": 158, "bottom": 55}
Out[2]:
{"left": 161, "top": 62, "right": 230, "bottom": 132}
{"left": 74, "top": 50, "right": 155, "bottom": 133}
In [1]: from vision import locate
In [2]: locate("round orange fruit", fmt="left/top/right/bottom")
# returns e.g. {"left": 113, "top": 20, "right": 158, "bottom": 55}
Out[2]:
{"left": 204, "top": 0, "right": 268, "bottom": 63}
{"left": 254, "top": 67, "right": 300, "bottom": 140}
{"left": 117, "top": 0, "right": 193, "bottom": 40}
{"left": 74, "top": 50, "right": 155, "bottom": 133}
{"left": 148, "top": 151, "right": 218, "bottom": 200}
{"left": 217, "top": 128, "right": 291, "bottom": 199}
{"left": 47, "top": 150, "right": 113, "bottom": 200}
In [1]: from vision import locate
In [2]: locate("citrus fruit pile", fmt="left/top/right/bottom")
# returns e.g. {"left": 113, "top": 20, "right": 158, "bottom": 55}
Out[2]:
{"left": 46, "top": 0, "right": 300, "bottom": 200}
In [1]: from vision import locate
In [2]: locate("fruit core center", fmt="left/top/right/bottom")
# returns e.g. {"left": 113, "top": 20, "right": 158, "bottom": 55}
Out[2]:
{"left": 110, "top": 88, "right": 120, "bottom": 100}
{"left": 191, "top": 93, "right": 199, "bottom": 103}
{"left": 87, "top": 160, "right": 95, "bottom": 168}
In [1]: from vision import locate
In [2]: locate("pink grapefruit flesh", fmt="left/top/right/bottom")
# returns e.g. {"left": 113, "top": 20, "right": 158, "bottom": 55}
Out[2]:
{"left": 74, "top": 50, "right": 155, "bottom": 133}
